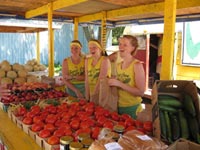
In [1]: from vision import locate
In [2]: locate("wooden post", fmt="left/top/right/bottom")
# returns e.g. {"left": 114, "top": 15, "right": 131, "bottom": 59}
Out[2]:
{"left": 48, "top": 2, "right": 54, "bottom": 77}
{"left": 36, "top": 32, "right": 40, "bottom": 63}
{"left": 74, "top": 17, "right": 79, "bottom": 40}
{"left": 160, "top": 0, "right": 177, "bottom": 79}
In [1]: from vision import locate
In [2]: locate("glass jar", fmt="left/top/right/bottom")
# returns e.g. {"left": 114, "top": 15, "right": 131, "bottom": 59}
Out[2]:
{"left": 81, "top": 138, "right": 94, "bottom": 148}
{"left": 60, "top": 135, "right": 74, "bottom": 150}
{"left": 69, "top": 142, "right": 83, "bottom": 150}
{"left": 113, "top": 125, "right": 125, "bottom": 137}
{"left": 78, "top": 133, "right": 90, "bottom": 142}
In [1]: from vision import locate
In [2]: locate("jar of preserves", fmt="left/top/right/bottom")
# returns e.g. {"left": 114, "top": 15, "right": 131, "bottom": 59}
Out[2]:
{"left": 60, "top": 135, "right": 74, "bottom": 150}
{"left": 81, "top": 138, "right": 94, "bottom": 148}
{"left": 78, "top": 133, "right": 90, "bottom": 142}
{"left": 69, "top": 142, "right": 83, "bottom": 150}
{"left": 113, "top": 125, "right": 125, "bottom": 137}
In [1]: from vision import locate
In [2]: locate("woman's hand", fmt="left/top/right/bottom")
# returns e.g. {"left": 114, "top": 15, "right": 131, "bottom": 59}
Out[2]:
{"left": 74, "top": 89, "right": 84, "bottom": 98}
{"left": 108, "top": 78, "right": 121, "bottom": 87}
{"left": 63, "top": 75, "right": 73, "bottom": 80}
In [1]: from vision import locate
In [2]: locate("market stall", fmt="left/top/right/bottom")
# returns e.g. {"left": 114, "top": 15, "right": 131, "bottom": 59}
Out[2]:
{"left": 1, "top": 0, "right": 200, "bottom": 150}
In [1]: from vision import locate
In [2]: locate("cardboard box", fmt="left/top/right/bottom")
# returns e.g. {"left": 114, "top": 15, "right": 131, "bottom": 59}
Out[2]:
{"left": 152, "top": 80, "right": 199, "bottom": 141}
{"left": 167, "top": 138, "right": 200, "bottom": 150}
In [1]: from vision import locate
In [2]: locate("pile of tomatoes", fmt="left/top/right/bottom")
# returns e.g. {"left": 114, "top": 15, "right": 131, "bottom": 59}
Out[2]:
{"left": 14, "top": 99, "right": 152, "bottom": 145}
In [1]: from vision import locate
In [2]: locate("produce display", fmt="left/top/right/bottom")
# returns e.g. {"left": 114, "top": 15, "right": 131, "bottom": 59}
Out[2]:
{"left": 11, "top": 99, "right": 153, "bottom": 148}
{"left": 0, "top": 82, "right": 68, "bottom": 104}
{"left": 158, "top": 94, "right": 200, "bottom": 144}
{"left": 0, "top": 59, "right": 44, "bottom": 84}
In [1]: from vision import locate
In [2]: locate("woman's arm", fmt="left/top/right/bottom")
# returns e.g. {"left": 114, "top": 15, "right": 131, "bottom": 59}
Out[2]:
{"left": 93, "top": 57, "right": 111, "bottom": 94}
{"left": 108, "top": 62, "right": 145, "bottom": 97}
{"left": 85, "top": 58, "right": 89, "bottom": 100}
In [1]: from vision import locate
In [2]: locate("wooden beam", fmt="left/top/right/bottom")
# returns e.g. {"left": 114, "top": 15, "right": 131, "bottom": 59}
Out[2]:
{"left": 78, "top": 12, "right": 103, "bottom": 23}
{"left": 25, "top": 0, "right": 88, "bottom": 19}
{"left": 78, "top": 0, "right": 200, "bottom": 22}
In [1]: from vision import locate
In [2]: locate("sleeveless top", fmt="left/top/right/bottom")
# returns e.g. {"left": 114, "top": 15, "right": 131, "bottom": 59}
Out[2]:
{"left": 116, "top": 60, "right": 142, "bottom": 107}
{"left": 87, "top": 56, "right": 111, "bottom": 94}
{"left": 66, "top": 56, "right": 85, "bottom": 84}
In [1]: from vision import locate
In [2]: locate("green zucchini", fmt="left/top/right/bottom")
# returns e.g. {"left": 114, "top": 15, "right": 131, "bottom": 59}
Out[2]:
{"left": 178, "top": 110, "right": 189, "bottom": 139}
{"left": 158, "top": 98, "right": 182, "bottom": 108}
{"left": 164, "top": 111, "right": 173, "bottom": 143}
{"left": 159, "top": 105, "right": 178, "bottom": 113}
{"left": 186, "top": 115, "right": 199, "bottom": 142}
{"left": 169, "top": 113, "right": 180, "bottom": 141}
{"left": 159, "top": 110, "right": 167, "bottom": 140}
{"left": 183, "top": 94, "right": 196, "bottom": 117}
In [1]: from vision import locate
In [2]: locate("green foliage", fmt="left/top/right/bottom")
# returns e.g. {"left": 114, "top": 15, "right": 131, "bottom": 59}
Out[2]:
{"left": 54, "top": 63, "right": 62, "bottom": 74}
{"left": 112, "top": 26, "right": 125, "bottom": 45}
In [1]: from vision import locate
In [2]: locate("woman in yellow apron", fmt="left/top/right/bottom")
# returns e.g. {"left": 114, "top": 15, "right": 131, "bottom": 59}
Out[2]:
{"left": 85, "top": 39, "right": 111, "bottom": 101}
{"left": 62, "top": 40, "right": 85, "bottom": 98}
{"left": 108, "top": 35, "right": 145, "bottom": 119}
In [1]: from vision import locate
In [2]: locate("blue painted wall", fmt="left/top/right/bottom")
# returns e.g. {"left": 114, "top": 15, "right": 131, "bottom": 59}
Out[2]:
{"left": 0, "top": 24, "right": 88, "bottom": 65}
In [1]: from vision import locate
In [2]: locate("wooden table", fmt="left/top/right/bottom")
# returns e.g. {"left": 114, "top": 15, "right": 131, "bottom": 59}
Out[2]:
{"left": 0, "top": 109, "right": 41, "bottom": 150}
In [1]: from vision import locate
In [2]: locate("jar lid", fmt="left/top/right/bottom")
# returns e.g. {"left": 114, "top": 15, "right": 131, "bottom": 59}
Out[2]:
{"left": 112, "top": 132, "right": 120, "bottom": 140}
{"left": 78, "top": 133, "right": 90, "bottom": 141}
{"left": 69, "top": 142, "right": 83, "bottom": 150}
{"left": 60, "top": 136, "right": 73, "bottom": 145}
{"left": 81, "top": 138, "right": 94, "bottom": 147}
{"left": 113, "top": 125, "right": 125, "bottom": 132}
{"left": 80, "top": 148, "right": 88, "bottom": 150}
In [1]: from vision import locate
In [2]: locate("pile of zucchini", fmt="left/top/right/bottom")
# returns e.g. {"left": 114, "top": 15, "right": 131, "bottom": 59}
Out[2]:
{"left": 158, "top": 94, "right": 200, "bottom": 144}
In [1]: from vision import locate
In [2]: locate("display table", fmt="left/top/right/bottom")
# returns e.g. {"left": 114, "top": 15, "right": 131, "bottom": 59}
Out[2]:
{"left": 0, "top": 110, "right": 41, "bottom": 150}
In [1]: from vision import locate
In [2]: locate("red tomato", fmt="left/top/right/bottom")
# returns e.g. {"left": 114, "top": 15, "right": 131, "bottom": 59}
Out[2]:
{"left": 111, "top": 112, "right": 120, "bottom": 121}
{"left": 85, "top": 106, "right": 94, "bottom": 115}
{"left": 103, "top": 109, "right": 110, "bottom": 117}
{"left": 92, "top": 127, "right": 101, "bottom": 139}
{"left": 70, "top": 120, "right": 80, "bottom": 130}
{"left": 58, "top": 123, "right": 71, "bottom": 130}
{"left": 44, "top": 123, "right": 56, "bottom": 133}
{"left": 18, "top": 107, "right": 27, "bottom": 116}
{"left": 120, "top": 114, "right": 131, "bottom": 121}
{"left": 47, "top": 136, "right": 60, "bottom": 145}
{"left": 39, "top": 129, "right": 51, "bottom": 138}
{"left": 125, "top": 126, "right": 136, "bottom": 133}
{"left": 53, "top": 129, "right": 65, "bottom": 138}
{"left": 103, "top": 121, "right": 114, "bottom": 129}
{"left": 125, "top": 118, "right": 135, "bottom": 127}
{"left": 22, "top": 117, "right": 33, "bottom": 125}
{"left": 79, "top": 99, "right": 87, "bottom": 106}
{"left": 45, "top": 114, "right": 57, "bottom": 124}
{"left": 64, "top": 128, "right": 73, "bottom": 136}
{"left": 137, "top": 128, "right": 146, "bottom": 134}
{"left": 31, "top": 105, "right": 40, "bottom": 111}
{"left": 117, "top": 122, "right": 126, "bottom": 128}
{"left": 33, "top": 115, "right": 43, "bottom": 124}
{"left": 31, "top": 123, "right": 44, "bottom": 132}
{"left": 143, "top": 121, "right": 153, "bottom": 132}
{"left": 135, "top": 120, "right": 143, "bottom": 128}
{"left": 80, "top": 121, "right": 90, "bottom": 129}
{"left": 97, "top": 116, "right": 107, "bottom": 126}
{"left": 26, "top": 111, "right": 36, "bottom": 118}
